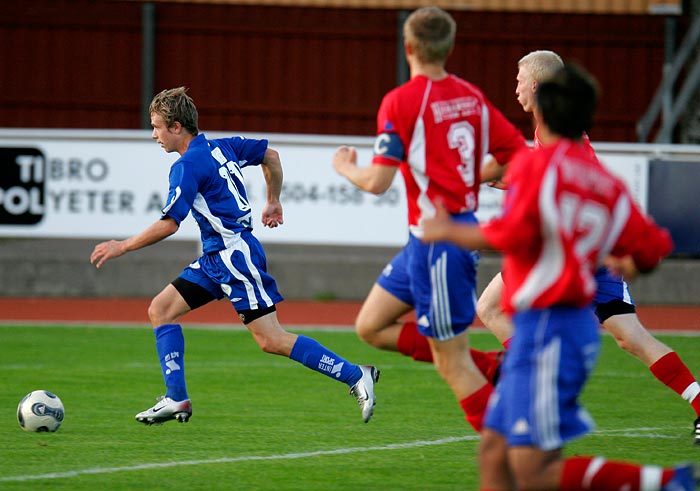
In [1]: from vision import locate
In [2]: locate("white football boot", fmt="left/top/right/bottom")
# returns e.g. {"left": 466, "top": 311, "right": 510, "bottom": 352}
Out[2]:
{"left": 349, "top": 365, "right": 380, "bottom": 423}
{"left": 135, "top": 396, "right": 192, "bottom": 425}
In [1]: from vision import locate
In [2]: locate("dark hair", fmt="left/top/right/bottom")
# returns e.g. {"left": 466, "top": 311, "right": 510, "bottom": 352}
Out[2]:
{"left": 536, "top": 63, "right": 599, "bottom": 139}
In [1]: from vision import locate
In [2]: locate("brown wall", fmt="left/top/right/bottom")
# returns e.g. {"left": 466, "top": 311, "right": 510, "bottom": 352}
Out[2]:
{"left": 2, "top": 1, "right": 669, "bottom": 142}
{"left": 143, "top": 0, "right": 683, "bottom": 15}
{"left": 2, "top": 2, "right": 144, "bottom": 129}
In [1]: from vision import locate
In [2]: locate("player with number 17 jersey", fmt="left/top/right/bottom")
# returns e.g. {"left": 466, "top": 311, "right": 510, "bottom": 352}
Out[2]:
{"left": 371, "top": 74, "right": 526, "bottom": 236}
{"left": 163, "top": 134, "right": 267, "bottom": 254}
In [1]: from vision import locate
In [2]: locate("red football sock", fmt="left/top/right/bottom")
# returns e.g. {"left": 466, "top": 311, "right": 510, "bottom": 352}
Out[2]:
{"left": 560, "top": 456, "right": 674, "bottom": 490}
{"left": 397, "top": 322, "right": 504, "bottom": 384}
{"left": 459, "top": 383, "right": 493, "bottom": 433}
{"left": 649, "top": 352, "right": 700, "bottom": 416}
{"left": 396, "top": 321, "right": 434, "bottom": 362}
{"left": 471, "top": 349, "right": 504, "bottom": 385}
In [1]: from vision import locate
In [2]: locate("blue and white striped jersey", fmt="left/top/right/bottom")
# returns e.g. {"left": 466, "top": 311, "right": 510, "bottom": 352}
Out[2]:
{"left": 161, "top": 133, "right": 268, "bottom": 254}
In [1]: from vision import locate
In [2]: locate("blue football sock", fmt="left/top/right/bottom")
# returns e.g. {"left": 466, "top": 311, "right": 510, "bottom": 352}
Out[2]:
{"left": 289, "top": 334, "right": 362, "bottom": 386}
{"left": 154, "top": 324, "right": 189, "bottom": 401}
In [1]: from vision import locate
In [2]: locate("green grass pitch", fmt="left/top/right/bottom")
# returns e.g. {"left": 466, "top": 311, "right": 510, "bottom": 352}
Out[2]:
{"left": 0, "top": 324, "right": 698, "bottom": 490}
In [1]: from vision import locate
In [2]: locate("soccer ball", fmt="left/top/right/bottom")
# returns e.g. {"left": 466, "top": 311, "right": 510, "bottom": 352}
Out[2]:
{"left": 17, "top": 390, "right": 65, "bottom": 432}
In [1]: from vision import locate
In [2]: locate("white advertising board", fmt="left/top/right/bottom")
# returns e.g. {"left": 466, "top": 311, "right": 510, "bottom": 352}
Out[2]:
{"left": 0, "top": 129, "right": 689, "bottom": 246}
{"left": 0, "top": 130, "right": 407, "bottom": 245}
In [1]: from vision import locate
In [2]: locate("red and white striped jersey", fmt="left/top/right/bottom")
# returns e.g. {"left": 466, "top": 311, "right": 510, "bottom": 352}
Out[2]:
{"left": 481, "top": 139, "right": 673, "bottom": 314}
{"left": 535, "top": 126, "right": 594, "bottom": 156}
{"left": 371, "top": 74, "right": 526, "bottom": 236}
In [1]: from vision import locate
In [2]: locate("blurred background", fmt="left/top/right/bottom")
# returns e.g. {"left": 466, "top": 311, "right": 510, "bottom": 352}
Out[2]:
{"left": 1, "top": 0, "right": 699, "bottom": 304}
{"left": 5, "top": 0, "right": 699, "bottom": 142}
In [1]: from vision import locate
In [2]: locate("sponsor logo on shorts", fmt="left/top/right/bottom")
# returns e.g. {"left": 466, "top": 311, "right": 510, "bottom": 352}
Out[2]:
{"left": 512, "top": 418, "right": 530, "bottom": 435}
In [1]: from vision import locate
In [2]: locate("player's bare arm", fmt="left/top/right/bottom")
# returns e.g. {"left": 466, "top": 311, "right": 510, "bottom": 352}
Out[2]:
{"left": 260, "top": 148, "right": 284, "bottom": 228}
{"left": 480, "top": 155, "right": 501, "bottom": 182}
{"left": 481, "top": 156, "right": 509, "bottom": 190}
{"left": 90, "top": 217, "right": 179, "bottom": 269}
{"left": 333, "top": 145, "right": 397, "bottom": 195}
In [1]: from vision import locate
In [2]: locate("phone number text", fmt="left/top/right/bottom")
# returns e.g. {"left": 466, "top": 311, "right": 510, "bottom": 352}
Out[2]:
{"left": 280, "top": 183, "right": 401, "bottom": 206}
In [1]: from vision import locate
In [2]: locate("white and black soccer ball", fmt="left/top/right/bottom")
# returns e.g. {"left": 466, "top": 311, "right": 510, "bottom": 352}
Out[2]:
{"left": 17, "top": 390, "right": 65, "bottom": 432}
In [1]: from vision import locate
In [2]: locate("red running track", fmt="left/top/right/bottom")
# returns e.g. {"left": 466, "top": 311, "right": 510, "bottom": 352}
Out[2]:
{"left": 0, "top": 297, "right": 698, "bottom": 332}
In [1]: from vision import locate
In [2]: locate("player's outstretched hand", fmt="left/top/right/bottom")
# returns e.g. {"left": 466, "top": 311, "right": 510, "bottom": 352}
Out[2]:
{"left": 90, "top": 240, "right": 125, "bottom": 269}
{"left": 262, "top": 200, "right": 284, "bottom": 228}
{"left": 422, "top": 199, "right": 453, "bottom": 243}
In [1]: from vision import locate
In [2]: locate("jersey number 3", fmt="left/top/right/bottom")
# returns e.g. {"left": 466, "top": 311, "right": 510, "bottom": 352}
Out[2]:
{"left": 447, "top": 122, "right": 476, "bottom": 187}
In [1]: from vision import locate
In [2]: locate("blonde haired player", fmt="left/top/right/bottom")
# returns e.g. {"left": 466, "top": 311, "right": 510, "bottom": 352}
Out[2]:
{"left": 424, "top": 62, "right": 694, "bottom": 491}
{"left": 477, "top": 50, "right": 700, "bottom": 445}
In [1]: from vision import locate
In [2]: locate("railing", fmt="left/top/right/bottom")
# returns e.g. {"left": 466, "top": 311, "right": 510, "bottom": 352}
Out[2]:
{"left": 637, "top": 13, "right": 700, "bottom": 142}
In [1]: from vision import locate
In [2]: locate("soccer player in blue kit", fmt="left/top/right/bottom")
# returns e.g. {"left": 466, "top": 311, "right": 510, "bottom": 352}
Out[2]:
{"left": 90, "top": 87, "right": 379, "bottom": 425}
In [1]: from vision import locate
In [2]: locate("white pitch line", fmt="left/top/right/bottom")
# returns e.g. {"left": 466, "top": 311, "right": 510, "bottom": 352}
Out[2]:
{"left": 2, "top": 323, "right": 700, "bottom": 336}
{"left": 0, "top": 428, "right": 673, "bottom": 483}
{"left": 0, "top": 435, "right": 476, "bottom": 483}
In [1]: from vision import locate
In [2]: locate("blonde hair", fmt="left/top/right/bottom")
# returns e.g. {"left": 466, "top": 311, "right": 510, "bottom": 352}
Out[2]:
{"left": 149, "top": 86, "right": 199, "bottom": 136}
{"left": 518, "top": 50, "right": 564, "bottom": 83}
{"left": 403, "top": 6, "right": 456, "bottom": 64}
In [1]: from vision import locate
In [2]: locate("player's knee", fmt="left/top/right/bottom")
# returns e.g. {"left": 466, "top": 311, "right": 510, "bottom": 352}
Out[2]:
{"left": 354, "top": 317, "right": 381, "bottom": 346}
{"left": 611, "top": 334, "right": 633, "bottom": 353}
{"left": 510, "top": 459, "right": 550, "bottom": 491}
{"left": 475, "top": 299, "right": 489, "bottom": 323}
{"left": 603, "top": 316, "right": 650, "bottom": 358}
{"left": 431, "top": 352, "right": 457, "bottom": 380}
{"left": 241, "top": 306, "right": 287, "bottom": 355}
{"left": 355, "top": 324, "right": 375, "bottom": 345}
{"left": 476, "top": 296, "right": 497, "bottom": 325}
{"left": 478, "top": 431, "right": 507, "bottom": 474}
{"left": 514, "top": 471, "right": 549, "bottom": 491}
{"left": 509, "top": 449, "right": 560, "bottom": 491}
{"left": 256, "top": 336, "right": 281, "bottom": 355}
{"left": 147, "top": 299, "right": 169, "bottom": 327}
{"left": 479, "top": 428, "right": 512, "bottom": 489}
{"left": 604, "top": 323, "right": 638, "bottom": 354}
{"left": 250, "top": 329, "right": 288, "bottom": 355}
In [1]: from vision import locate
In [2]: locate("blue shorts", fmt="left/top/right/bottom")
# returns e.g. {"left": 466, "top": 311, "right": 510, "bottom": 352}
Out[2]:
{"left": 377, "top": 213, "right": 480, "bottom": 341}
{"left": 377, "top": 248, "right": 413, "bottom": 306}
{"left": 179, "top": 231, "right": 284, "bottom": 312}
{"left": 484, "top": 306, "right": 600, "bottom": 450}
{"left": 592, "top": 266, "right": 635, "bottom": 322}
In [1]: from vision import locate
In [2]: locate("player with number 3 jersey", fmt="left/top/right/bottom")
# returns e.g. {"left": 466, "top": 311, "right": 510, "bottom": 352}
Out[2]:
{"left": 372, "top": 74, "right": 525, "bottom": 233}
{"left": 333, "top": 6, "right": 526, "bottom": 433}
